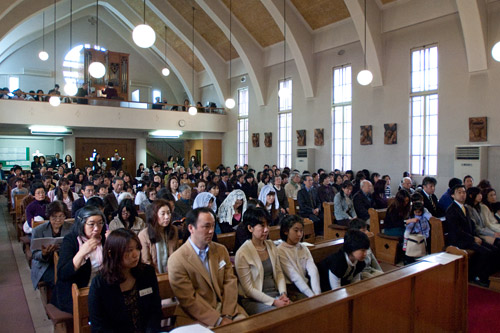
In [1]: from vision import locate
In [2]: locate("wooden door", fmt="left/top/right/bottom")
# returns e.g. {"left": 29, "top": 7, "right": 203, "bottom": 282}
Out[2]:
{"left": 75, "top": 138, "right": 136, "bottom": 174}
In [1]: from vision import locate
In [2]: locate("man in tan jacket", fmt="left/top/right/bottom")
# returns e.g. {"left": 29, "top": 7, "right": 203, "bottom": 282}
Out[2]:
{"left": 168, "top": 207, "right": 246, "bottom": 327}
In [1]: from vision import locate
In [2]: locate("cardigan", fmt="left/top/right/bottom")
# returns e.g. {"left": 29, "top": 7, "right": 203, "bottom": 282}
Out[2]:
{"left": 109, "top": 216, "right": 146, "bottom": 235}
{"left": 30, "top": 221, "right": 72, "bottom": 289}
{"left": 333, "top": 193, "right": 356, "bottom": 221}
{"left": 88, "top": 264, "right": 162, "bottom": 332}
{"left": 137, "top": 226, "right": 179, "bottom": 273}
{"left": 277, "top": 242, "right": 321, "bottom": 297}
{"left": 26, "top": 199, "right": 48, "bottom": 227}
{"left": 235, "top": 239, "right": 287, "bottom": 306}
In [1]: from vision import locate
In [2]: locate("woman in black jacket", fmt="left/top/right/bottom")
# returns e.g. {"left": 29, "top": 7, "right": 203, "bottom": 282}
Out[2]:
{"left": 89, "top": 229, "right": 162, "bottom": 332}
{"left": 52, "top": 206, "right": 107, "bottom": 313}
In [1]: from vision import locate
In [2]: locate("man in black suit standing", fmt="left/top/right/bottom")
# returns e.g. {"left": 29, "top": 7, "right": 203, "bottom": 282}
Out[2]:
{"left": 218, "top": 172, "right": 232, "bottom": 203}
{"left": 297, "top": 174, "right": 323, "bottom": 235}
{"left": 104, "top": 177, "right": 124, "bottom": 221}
{"left": 111, "top": 152, "right": 123, "bottom": 170}
{"left": 418, "top": 177, "right": 444, "bottom": 217}
{"left": 71, "top": 182, "right": 95, "bottom": 217}
{"left": 445, "top": 184, "right": 499, "bottom": 287}
{"left": 353, "top": 180, "right": 375, "bottom": 222}
{"left": 50, "top": 153, "right": 63, "bottom": 169}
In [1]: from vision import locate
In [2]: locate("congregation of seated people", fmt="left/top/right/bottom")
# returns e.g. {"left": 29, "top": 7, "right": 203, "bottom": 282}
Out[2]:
{"left": 4, "top": 154, "right": 500, "bottom": 331}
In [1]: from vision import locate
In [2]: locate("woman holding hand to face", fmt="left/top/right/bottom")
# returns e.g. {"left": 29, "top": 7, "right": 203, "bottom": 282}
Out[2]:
{"left": 53, "top": 206, "right": 107, "bottom": 313}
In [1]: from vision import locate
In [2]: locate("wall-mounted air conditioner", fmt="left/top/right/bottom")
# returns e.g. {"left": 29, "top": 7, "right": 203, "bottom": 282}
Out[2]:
{"left": 295, "top": 148, "right": 315, "bottom": 173}
{"left": 454, "top": 146, "right": 488, "bottom": 182}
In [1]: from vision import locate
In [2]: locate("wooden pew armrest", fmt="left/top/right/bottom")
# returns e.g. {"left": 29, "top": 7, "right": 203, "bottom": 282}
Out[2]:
{"left": 44, "top": 304, "right": 73, "bottom": 325}
{"left": 376, "top": 233, "right": 400, "bottom": 241}
{"left": 328, "top": 224, "right": 348, "bottom": 231}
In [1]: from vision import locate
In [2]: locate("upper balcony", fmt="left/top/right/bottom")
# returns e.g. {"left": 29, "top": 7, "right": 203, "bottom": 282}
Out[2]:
{"left": 0, "top": 97, "right": 228, "bottom": 134}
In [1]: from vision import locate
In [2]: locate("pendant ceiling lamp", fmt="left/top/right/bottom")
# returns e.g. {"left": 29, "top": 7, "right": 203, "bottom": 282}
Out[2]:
{"left": 39, "top": 12, "right": 49, "bottom": 61}
{"left": 133, "top": 0, "right": 156, "bottom": 48}
{"left": 88, "top": 0, "right": 106, "bottom": 79}
{"left": 49, "top": 0, "right": 60, "bottom": 107}
{"left": 356, "top": 0, "right": 373, "bottom": 86}
{"left": 224, "top": 0, "right": 235, "bottom": 109}
{"left": 492, "top": 41, "right": 500, "bottom": 62}
{"left": 64, "top": 0, "right": 77, "bottom": 96}
{"left": 162, "top": 26, "right": 170, "bottom": 76}
{"left": 188, "top": 7, "right": 197, "bottom": 116}
{"left": 278, "top": 0, "right": 289, "bottom": 99}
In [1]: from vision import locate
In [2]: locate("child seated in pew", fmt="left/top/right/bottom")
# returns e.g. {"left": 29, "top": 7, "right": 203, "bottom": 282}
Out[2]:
{"left": 403, "top": 202, "right": 430, "bottom": 264}
{"left": 11, "top": 177, "right": 28, "bottom": 207}
{"left": 277, "top": 215, "right": 321, "bottom": 300}
{"left": 348, "top": 218, "right": 383, "bottom": 279}
{"left": 318, "top": 230, "right": 370, "bottom": 291}
{"left": 89, "top": 229, "right": 162, "bottom": 331}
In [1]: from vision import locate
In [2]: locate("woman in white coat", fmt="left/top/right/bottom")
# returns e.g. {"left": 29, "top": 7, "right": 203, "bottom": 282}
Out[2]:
{"left": 235, "top": 207, "right": 290, "bottom": 315}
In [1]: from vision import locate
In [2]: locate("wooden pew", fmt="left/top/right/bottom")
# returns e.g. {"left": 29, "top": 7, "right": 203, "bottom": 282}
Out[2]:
{"left": 309, "top": 238, "right": 344, "bottom": 263}
{"left": 287, "top": 197, "right": 298, "bottom": 215}
{"left": 217, "top": 232, "right": 236, "bottom": 255}
{"left": 269, "top": 226, "right": 280, "bottom": 241}
{"left": 322, "top": 202, "right": 348, "bottom": 241}
{"left": 267, "top": 219, "right": 315, "bottom": 243}
{"left": 368, "top": 208, "right": 400, "bottom": 265}
{"left": 429, "top": 217, "right": 446, "bottom": 253}
{"left": 214, "top": 251, "right": 468, "bottom": 333}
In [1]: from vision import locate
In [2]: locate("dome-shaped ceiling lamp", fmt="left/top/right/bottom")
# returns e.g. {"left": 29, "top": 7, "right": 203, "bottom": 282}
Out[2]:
{"left": 278, "top": 0, "right": 289, "bottom": 99}
{"left": 64, "top": 0, "right": 78, "bottom": 96}
{"left": 162, "top": 26, "right": 170, "bottom": 76}
{"left": 38, "top": 12, "right": 49, "bottom": 61}
{"left": 133, "top": 0, "right": 156, "bottom": 48}
{"left": 188, "top": 7, "right": 197, "bottom": 116}
{"left": 492, "top": 41, "right": 500, "bottom": 62}
{"left": 225, "top": 0, "right": 235, "bottom": 109}
{"left": 89, "top": 0, "right": 106, "bottom": 79}
{"left": 357, "top": 0, "right": 373, "bottom": 86}
{"left": 49, "top": 0, "right": 60, "bottom": 107}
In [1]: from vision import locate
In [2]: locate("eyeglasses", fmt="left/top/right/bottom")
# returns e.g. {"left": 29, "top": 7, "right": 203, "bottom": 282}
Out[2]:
{"left": 85, "top": 222, "right": 105, "bottom": 228}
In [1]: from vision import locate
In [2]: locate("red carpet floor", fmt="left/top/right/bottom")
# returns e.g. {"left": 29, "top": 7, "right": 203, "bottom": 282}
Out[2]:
{"left": 468, "top": 285, "right": 500, "bottom": 333}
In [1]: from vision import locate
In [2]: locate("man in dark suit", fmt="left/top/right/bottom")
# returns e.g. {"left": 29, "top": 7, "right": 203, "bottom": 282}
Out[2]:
{"left": 103, "top": 177, "right": 124, "bottom": 221}
{"left": 218, "top": 172, "right": 232, "bottom": 203}
{"left": 71, "top": 182, "right": 95, "bottom": 217}
{"left": 50, "top": 153, "right": 63, "bottom": 169}
{"left": 353, "top": 180, "right": 375, "bottom": 221}
{"left": 418, "top": 177, "right": 444, "bottom": 217}
{"left": 111, "top": 152, "right": 123, "bottom": 170}
{"left": 75, "top": 83, "right": 89, "bottom": 104}
{"left": 297, "top": 175, "right": 323, "bottom": 235}
{"left": 445, "top": 184, "right": 500, "bottom": 287}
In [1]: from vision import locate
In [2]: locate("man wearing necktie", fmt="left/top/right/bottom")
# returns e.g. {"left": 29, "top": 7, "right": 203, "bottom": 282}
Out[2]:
{"left": 297, "top": 175, "right": 323, "bottom": 235}
{"left": 418, "top": 177, "right": 444, "bottom": 217}
{"left": 444, "top": 184, "right": 500, "bottom": 287}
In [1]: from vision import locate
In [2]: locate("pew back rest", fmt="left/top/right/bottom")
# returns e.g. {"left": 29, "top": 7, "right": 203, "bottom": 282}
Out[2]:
{"left": 15, "top": 194, "right": 29, "bottom": 220}
{"left": 72, "top": 283, "right": 90, "bottom": 333}
{"left": 429, "top": 217, "right": 445, "bottom": 253}
{"left": 309, "top": 238, "right": 344, "bottom": 263}
{"left": 369, "top": 208, "right": 387, "bottom": 234}
{"left": 216, "top": 232, "right": 236, "bottom": 255}
{"left": 287, "top": 197, "right": 298, "bottom": 215}
{"left": 269, "top": 226, "right": 281, "bottom": 241}
{"left": 157, "top": 273, "right": 177, "bottom": 319}
{"left": 303, "top": 218, "right": 316, "bottom": 243}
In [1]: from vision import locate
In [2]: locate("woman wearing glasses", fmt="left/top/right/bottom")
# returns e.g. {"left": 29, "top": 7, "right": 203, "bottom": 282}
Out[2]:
{"left": 52, "top": 206, "right": 107, "bottom": 313}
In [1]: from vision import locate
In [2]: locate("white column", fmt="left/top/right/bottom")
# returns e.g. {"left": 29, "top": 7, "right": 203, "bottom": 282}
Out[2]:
{"left": 64, "top": 136, "right": 76, "bottom": 159}
{"left": 136, "top": 137, "right": 147, "bottom": 168}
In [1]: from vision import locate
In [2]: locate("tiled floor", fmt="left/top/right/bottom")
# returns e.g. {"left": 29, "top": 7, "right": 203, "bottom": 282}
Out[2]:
{"left": 0, "top": 196, "right": 53, "bottom": 333}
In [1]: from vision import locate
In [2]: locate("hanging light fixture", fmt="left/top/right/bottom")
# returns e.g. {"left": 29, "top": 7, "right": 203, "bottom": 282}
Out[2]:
{"left": 133, "top": 0, "right": 156, "bottom": 48}
{"left": 188, "top": 7, "right": 198, "bottom": 116}
{"left": 49, "top": 0, "right": 60, "bottom": 107}
{"left": 39, "top": 12, "right": 49, "bottom": 61}
{"left": 224, "top": 0, "right": 235, "bottom": 109}
{"left": 492, "top": 41, "right": 500, "bottom": 62}
{"left": 89, "top": 0, "right": 106, "bottom": 79}
{"left": 64, "top": 0, "right": 77, "bottom": 96}
{"left": 278, "top": 0, "right": 289, "bottom": 99}
{"left": 162, "top": 26, "right": 170, "bottom": 76}
{"left": 357, "top": 0, "right": 373, "bottom": 86}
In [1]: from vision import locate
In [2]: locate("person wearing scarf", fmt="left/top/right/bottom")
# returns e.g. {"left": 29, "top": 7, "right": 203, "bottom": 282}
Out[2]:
{"left": 218, "top": 190, "right": 247, "bottom": 233}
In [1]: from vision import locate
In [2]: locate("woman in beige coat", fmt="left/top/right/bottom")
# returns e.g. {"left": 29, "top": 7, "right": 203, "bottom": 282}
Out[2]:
{"left": 235, "top": 207, "right": 290, "bottom": 315}
{"left": 138, "top": 199, "right": 179, "bottom": 273}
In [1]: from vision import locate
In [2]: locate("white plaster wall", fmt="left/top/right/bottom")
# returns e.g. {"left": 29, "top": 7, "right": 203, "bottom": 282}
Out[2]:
{"left": 223, "top": 9, "right": 500, "bottom": 195}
